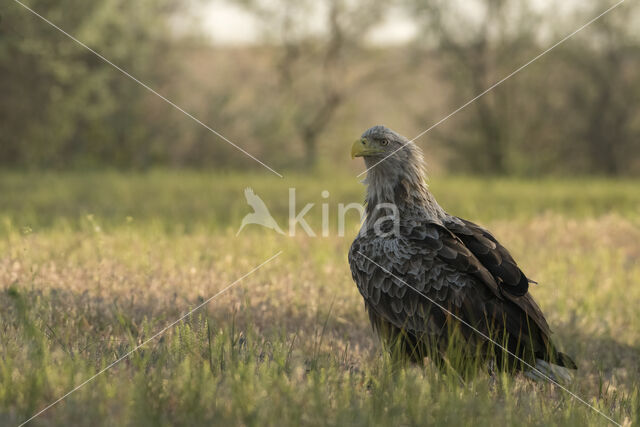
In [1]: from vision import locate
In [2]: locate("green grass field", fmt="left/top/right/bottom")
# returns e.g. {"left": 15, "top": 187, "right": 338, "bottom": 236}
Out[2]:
{"left": 1, "top": 171, "right": 639, "bottom": 426}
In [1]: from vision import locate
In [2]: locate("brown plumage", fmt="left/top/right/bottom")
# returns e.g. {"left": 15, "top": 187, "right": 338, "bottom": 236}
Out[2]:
{"left": 348, "top": 125, "right": 576, "bottom": 380}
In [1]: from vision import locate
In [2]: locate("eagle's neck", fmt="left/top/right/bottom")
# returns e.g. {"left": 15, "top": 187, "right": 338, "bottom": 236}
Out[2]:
{"left": 362, "top": 151, "right": 446, "bottom": 228}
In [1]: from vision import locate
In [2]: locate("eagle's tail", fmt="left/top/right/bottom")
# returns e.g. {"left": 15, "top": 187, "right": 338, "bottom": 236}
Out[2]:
{"left": 526, "top": 353, "right": 576, "bottom": 383}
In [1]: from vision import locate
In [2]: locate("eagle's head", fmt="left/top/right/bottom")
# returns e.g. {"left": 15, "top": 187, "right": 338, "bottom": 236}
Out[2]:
{"left": 351, "top": 125, "right": 426, "bottom": 182}
{"left": 351, "top": 125, "right": 423, "bottom": 174}
{"left": 351, "top": 125, "right": 444, "bottom": 220}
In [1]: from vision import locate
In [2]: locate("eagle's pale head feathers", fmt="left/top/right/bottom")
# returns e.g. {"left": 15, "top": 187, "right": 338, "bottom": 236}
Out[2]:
{"left": 352, "top": 125, "right": 445, "bottom": 222}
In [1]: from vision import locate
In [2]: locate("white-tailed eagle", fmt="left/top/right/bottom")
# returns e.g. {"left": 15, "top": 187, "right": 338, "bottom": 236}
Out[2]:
{"left": 348, "top": 125, "right": 576, "bottom": 380}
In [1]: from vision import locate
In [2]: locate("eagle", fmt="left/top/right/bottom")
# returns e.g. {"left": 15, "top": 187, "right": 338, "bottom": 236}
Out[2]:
{"left": 348, "top": 125, "right": 576, "bottom": 380}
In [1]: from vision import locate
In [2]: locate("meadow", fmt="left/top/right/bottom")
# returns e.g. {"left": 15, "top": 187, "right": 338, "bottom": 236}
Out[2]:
{"left": 1, "top": 171, "right": 639, "bottom": 426}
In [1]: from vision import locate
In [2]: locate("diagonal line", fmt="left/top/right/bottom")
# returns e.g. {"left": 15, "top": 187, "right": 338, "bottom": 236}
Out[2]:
{"left": 356, "top": 251, "right": 621, "bottom": 426}
{"left": 11, "top": 0, "right": 283, "bottom": 179}
{"left": 358, "top": 0, "right": 625, "bottom": 177}
{"left": 18, "top": 250, "right": 283, "bottom": 427}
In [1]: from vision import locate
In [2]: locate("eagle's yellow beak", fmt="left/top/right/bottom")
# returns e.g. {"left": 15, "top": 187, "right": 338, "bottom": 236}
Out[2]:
{"left": 351, "top": 138, "right": 381, "bottom": 159}
{"left": 351, "top": 139, "right": 365, "bottom": 159}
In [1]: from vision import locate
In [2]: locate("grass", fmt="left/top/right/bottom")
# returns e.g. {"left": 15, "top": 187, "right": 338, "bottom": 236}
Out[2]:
{"left": 0, "top": 170, "right": 639, "bottom": 426}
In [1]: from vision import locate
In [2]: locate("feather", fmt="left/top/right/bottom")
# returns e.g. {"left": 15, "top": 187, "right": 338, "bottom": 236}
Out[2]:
{"left": 349, "top": 125, "right": 575, "bottom": 377}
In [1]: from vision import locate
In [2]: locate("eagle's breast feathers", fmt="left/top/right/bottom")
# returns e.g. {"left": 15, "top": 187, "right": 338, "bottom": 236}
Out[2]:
{"left": 348, "top": 125, "right": 576, "bottom": 375}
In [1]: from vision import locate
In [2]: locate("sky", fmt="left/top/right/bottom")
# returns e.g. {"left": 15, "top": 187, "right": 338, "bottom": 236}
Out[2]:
{"left": 201, "top": 2, "right": 418, "bottom": 45}
{"left": 200, "top": 0, "right": 569, "bottom": 45}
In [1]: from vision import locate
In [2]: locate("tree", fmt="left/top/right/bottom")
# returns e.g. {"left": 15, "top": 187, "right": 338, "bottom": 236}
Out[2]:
{"left": 231, "top": 0, "right": 392, "bottom": 168}
{"left": 0, "top": 0, "right": 192, "bottom": 169}
{"left": 406, "top": 0, "right": 541, "bottom": 174}
{"left": 550, "top": 2, "right": 640, "bottom": 175}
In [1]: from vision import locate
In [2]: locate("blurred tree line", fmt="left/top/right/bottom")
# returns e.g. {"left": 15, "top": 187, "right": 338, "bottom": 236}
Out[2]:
{"left": 1, "top": 0, "right": 639, "bottom": 175}
{"left": 0, "top": 0, "right": 189, "bottom": 169}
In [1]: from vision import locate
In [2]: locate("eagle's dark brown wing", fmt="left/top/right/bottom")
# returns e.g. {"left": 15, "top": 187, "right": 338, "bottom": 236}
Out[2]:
{"left": 443, "top": 217, "right": 531, "bottom": 296}
{"left": 349, "top": 220, "right": 575, "bottom": 369}
{"left": 437, "top": 218, "right": 577, "bottom": 369}
{"left": 438, "top": 217, "right": 553, "bottom": 336}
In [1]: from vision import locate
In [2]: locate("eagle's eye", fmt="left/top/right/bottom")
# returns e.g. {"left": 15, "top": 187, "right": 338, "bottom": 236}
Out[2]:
{"left": 380, "top": 139, "right": 389, "bottom": 146}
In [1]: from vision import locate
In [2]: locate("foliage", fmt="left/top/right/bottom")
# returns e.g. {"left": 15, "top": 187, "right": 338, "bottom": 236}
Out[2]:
{"left": 1, "top": 0, "right": 640, "bottom": 174}
{"left": 407, "top": 0, "right": 640, "bottom": 175}
{"left": 0, "top": 0, "right": 189, "bottom": 169}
